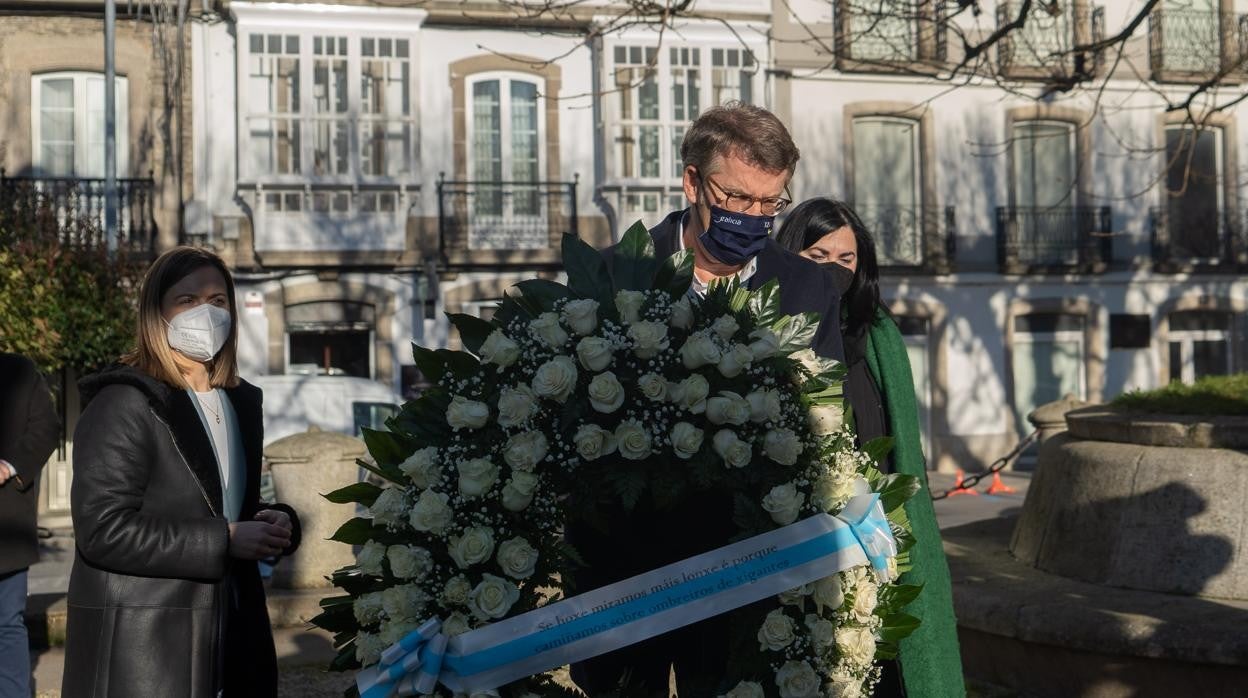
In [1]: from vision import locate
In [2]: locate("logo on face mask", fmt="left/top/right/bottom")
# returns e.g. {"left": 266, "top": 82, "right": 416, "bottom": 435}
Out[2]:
{"left": 699, "top": 205, "right": 775, "bottom": 266}
{"left": 165, "top": 303, "right": 232, "bottom": 362}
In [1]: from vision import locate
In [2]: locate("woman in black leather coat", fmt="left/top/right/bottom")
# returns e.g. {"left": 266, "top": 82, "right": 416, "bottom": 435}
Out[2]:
{"left": 63, "top": 247, "right": 301, "bottom": 697}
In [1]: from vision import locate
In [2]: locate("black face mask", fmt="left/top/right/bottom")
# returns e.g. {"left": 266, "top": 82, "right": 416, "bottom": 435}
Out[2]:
{"left": 820, "top": 262, "right": 856, "bottom": 296}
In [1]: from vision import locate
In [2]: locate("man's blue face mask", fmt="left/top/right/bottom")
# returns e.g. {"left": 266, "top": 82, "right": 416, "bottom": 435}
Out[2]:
{"left": 697, "top": 189, "right": 776, "bottom": 266}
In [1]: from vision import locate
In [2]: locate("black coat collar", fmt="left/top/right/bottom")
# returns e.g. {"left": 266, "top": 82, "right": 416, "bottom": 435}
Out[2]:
{"left": 80, "top": 365, "right": 263, "bottom": 517}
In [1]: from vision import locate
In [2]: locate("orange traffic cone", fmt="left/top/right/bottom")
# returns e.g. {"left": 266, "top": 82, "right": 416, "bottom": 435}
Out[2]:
{"left": 948, "top": 469, "right": 979, "bottom": 497}
{"left": 985, "top": 472, "right": 1018, "bottom": 495}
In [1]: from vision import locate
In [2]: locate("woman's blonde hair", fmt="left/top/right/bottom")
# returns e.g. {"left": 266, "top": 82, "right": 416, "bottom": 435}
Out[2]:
{"left": 122, "top": 246, "right": 240, "bottom": 389}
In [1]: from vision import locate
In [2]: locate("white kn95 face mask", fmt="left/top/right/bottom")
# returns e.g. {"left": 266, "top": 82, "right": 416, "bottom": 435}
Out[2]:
{"left": 165, "top": 303, "right": 232, "bottom": 361}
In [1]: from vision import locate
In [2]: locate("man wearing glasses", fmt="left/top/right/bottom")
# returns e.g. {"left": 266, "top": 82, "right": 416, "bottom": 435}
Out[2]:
{"left": 572, "top": 103, "right": 845, "bottom": 696}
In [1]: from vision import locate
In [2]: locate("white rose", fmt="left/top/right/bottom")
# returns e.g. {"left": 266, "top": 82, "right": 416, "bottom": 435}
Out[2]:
{"left": 387, "top": 545, "right": 434, "bottom": 580}
{"left": 792, "top": 348, "right": 840, "bottom": 379}
{"left": 808, "top": 403, "right": 845, "bottom": 436}
{"left": 615, "top": 289, "right": 646, "bottom": 324}
{"left": 835, "top": 626, "right": 876, "bottom": 667}
{"left": 670, "top": 422, "right": 704, "bottom": 460}
{"left": 447, "top": 395, "right": 490, "bottom": 430}
{"left": 561, "top": 299, "right": 600, "bottom": 336}
{"left": 851, "top": 578, "right": 878, "bottom": 623}
{"left": 638, "top": 373, "right": 668, "bottom": 401}
{"left": 723, "top": 681, "right": 765, "bottom": 698}
{"left": 479, "top": 330, "right": 520, "bottom": 367}
{"left": 777, "top": 583, "right": 811, "bottom": 608}
{"left": 409, "top": 489, "right": 453, "bottom": 534}
{"left": 761, "top": 482, "right": 804, "bottom": 525}
{"left": 775, "top": 660, "right": 821, "bottom": 698}
{"left": 746, "top": 389, "right": 783, "bottom": 424}
{"left": 588, "top": 371, "right": 626, "bottom": 413}
{"left": 575, "top": 336, "right": 614, "bottom": 372}
{"left": 812, "top": 575, "right": 845, "bottom": 613}
{"left": 441, "top": 574, "right": 472, "bottom": 605}
{"left": 457, "top": 458, "right": 500, "bottom": 498}
{"left": 671, "top": 374, "right": 710, "bottom": 414}
{"left": 825, "top": 671, "right": 863, "bottom": 698}
{"left": 680, "top": 332, "right": 722, "bottom": 369}
{"left": 381, "top": 583, "right": 428, "bottom": 621}
{"left": 379, "top": 617, "right": 420, "bottom": 647}
{"left": 574, "top": 423, "right": 617, "bottom": 461}
{"left": 468, "top": 573, "right": 521, "bottom": 620}
{"left": 717, "top": 343, "right": 754, "bottom": 378}
{"left": 812, "top": 473, "right": 856, "bottom": 513}
{"left": 442, "top": 611, "right": 471, "bottom": 636}
{"left": 757, "top": 608, "right": 797, "bottom": 651}
{"left": 712, "top": 314, "right": 740, "bottom": 341}
{"left": 399, "top": 447, "right": 440, "bottom": 489}
{"left": 501, "top": 471, "right": 540, "bottom": 512}
{"left": 496, "top": 384, "right": 539, "bottom": 429}
{"left": 356, "top": 540, "right": 386, "bottom": 576}
{"left": 706, "top": 391, "right": 751, "bottom": 426}
{"left": 669, "top": 296, "right": 694, "bottom": 330}
{"left": 748, "top": 328, "right": 781, "bottom": 361}
{"left": 504, "top": 431, "right": 549, "bottom": 471}
{"left": 804, "top": 613, "right": 836, "bottom": 648}
{"left": 353, "top": 591, "right": 384, "bottom": 625}
{"left": 532, "top": 355, "right": 578, "bottom": 403}
{"left": 496, "top": 537, "right": 539, "bottom": 580}
{"left": 615, "top": 419, "right": 652, "bottom": 460}
{"left": 712, "top": 429, "right": 752, "bottom": 469}
{"left": 449, "top": 526, "right": 496, "bottom": 569}
{"left": 354, "top": 631, "right": 385, "bottom": 664}
{"left": 529, "top": 312, "right": 570, "bottom": 349}
{"left": 628, "top": 320, "right": 670, "bottom": 359}
{"left": 368, "top": 486, "right": 409, "bottom": 528}
{"left": 763, "top": 428, "right": 803, "bottom": 466}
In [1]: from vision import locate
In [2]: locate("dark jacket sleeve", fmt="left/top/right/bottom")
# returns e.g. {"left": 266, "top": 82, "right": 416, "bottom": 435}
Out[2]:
{"left": 1, "top": 357, "right": 60, "bottom": 488}
{"left": 72, "top": 385, "right": 230, "bottom": 580}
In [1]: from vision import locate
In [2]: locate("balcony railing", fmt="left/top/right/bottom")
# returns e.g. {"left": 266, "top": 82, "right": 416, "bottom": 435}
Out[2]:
{"left": 1150, "top": 9, "right": 1248, "bottom": 79}
{"left": 849, "top": 203, "right": 956, "bottom": 273}
{"left": 1150, "top": 206, "right": 1243, "bottom": 269}
{"left": 997, "top": 2, "right": 1104, "bottom": 78}
{"left": 0, "top": 171, "right": 157, "bottom": 253}
{"left": 996, "top": 206, "right": 1112, "bottom": 273}
{"left": 834, "top": 0, "right": 946, "bottom": 68}
{"left": 437, "top": 175, "right": 578, "bottom": 262}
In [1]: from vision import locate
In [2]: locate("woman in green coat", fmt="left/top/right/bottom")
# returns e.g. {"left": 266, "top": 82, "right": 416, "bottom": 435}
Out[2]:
{"left": 777, "top": 198, "right": 966, "bottom": 698}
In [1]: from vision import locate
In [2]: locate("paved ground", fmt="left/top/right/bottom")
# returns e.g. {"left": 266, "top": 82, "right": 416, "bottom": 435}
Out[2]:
{"left": 25, "top": 469, "right": 1031, "bottom": 696}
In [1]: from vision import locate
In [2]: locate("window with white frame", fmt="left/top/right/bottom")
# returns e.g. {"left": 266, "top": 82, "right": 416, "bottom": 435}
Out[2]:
{"left": 1165, "top": 126, "right": 1223, "bottom": 260}
{"left": 242, "top": 31, "right": 416, "bottom": 182}
{"left": 607, "top": 41, "right": 762, "bottom": 227}
{"left": 465, "top": 73, "right": 546, "bottom": 250}
{"left": 1012, "top": 120, "right": 1078, "bottom": 264}
{"left": 1011, "top": 312, "right": 1086, "bottom": 432}
{"left": 852, "top": 116, "right": 922, "bottom": 266}
{"left": 1167, "top": 310, "right": 1233, "bottom": 383}
{"left": 32, "top": 72, "right": 129, "bottom": 178}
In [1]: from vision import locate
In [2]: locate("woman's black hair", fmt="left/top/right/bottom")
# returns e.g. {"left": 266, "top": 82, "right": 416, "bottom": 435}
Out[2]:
{"left": 775, "top": 197, "right": 883, "bottom": 338}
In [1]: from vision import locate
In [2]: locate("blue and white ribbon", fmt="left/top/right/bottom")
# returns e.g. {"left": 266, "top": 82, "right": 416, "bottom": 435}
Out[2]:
{"left": 357, "top": 491, "right": 897, "bottom": 697}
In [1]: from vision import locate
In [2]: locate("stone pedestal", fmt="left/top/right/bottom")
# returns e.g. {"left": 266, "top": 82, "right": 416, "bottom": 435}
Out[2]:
{"left": 266, "top": 431, "right": 367, "bottom": 589}
{"left": 1026, "top": 393, "right": 1092, "bottom": 445}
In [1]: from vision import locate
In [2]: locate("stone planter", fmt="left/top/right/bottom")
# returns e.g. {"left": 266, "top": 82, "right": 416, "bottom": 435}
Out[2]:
{"left": 948, "top": 404, "right": 1248, "bottom": 697}
{"left": 266, "top": 430, "right": 367, "bottom": 590}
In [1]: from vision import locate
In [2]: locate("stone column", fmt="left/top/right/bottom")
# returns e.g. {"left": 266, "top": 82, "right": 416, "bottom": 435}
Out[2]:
{"left": 265, "top": 430, "right": 367, "bottom": 589}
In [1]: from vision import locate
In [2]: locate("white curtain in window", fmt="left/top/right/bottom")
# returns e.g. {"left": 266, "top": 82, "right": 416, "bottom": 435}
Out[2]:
{"left": 472, "top": 80, "right": 503, "bottom": 216}
{"left": 1013, "top": 121, "right": 1074, "bottom": 209}
{"left": 852, "top": 117, "right": 920, "bottom": 265}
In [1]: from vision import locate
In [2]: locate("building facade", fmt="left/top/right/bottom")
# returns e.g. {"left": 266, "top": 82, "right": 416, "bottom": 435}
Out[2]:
{"left": 0, "top": 3, "right": 191, "bottom": 522}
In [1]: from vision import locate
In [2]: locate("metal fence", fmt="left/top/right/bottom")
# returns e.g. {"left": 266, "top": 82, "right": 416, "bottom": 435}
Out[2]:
{"left": 436, "top": 175, "right": 578, "bottom": 258}
{"left": 1150, "top": 206, "right": 1243, "bottom": 267}
{"left": 0, "top": 171, "right": 157, "bottom": 253}
{"left": 850, "top": 203, "right": 957, "bottom": 272}
{"left": 996, "top": 206, "right": 1113, "bottom": 272}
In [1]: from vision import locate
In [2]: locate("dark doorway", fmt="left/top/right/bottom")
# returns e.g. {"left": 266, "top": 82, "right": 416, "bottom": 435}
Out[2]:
{"left": 288, "top": 330, "right": 371, "bottom": 377}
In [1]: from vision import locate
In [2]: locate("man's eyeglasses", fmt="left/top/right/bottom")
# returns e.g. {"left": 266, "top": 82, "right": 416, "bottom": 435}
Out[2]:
{"left": 701, "top": 174, "right": 792, "bottom": 216}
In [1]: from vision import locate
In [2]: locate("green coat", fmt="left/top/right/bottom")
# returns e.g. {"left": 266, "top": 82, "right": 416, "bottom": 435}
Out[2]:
{"left": 864, "top": 310, "right": 966, "bottom": 698}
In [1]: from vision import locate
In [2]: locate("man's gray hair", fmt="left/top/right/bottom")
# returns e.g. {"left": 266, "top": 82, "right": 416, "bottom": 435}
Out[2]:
{"left": 680, "top": 102, "right": 801, "bottom": 176}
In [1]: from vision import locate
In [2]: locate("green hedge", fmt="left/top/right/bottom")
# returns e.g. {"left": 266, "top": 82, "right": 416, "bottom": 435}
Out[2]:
{"left": 1112, "top": 373, "right": 1248, "bottom": 416}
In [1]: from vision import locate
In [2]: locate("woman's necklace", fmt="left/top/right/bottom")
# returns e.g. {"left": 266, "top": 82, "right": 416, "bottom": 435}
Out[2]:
{"left": 199, "top": 389, "right": 222, "bottom": 424}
